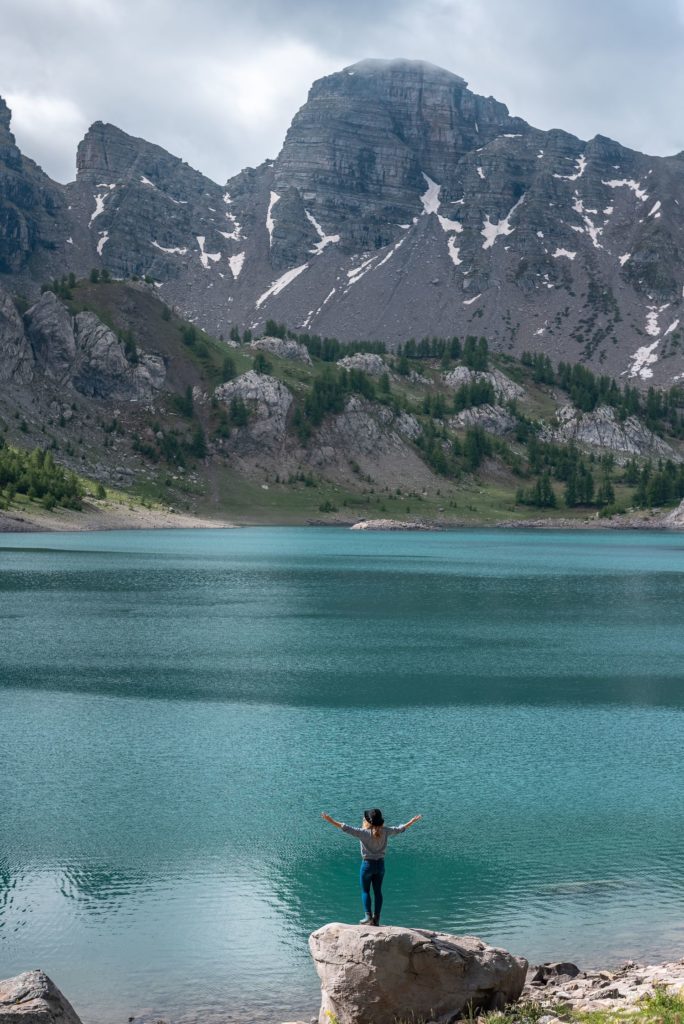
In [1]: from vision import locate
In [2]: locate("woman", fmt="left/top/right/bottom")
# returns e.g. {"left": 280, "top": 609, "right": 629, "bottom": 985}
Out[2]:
{"left": 321, "top": 808, "right": 422, "bottom": 925}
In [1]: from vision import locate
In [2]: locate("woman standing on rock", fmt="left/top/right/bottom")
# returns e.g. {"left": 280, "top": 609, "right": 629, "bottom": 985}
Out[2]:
{"left": 321, "top": 808, "right": 422, "bottom": 925}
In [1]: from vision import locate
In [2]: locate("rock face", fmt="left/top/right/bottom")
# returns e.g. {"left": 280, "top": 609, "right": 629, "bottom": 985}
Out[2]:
{"left": 309, "top": 923, "right": 528, "bottom": 1024}
{"left": 0, "top": 285, "right": 33, "bottom": 383}
{"left": 3, "top": 59, "right": 684, "bottom": 384}
{"left": 0, "top": 971, "right": 82, "bottom": 1024}
{"left": 308, "top": 397, "right": 434, "bottom": 489}
{"left": 250, "top": 336, "right": 312, "bottom": 364}
{"left": 2, "top": 289, "right": 166, "bottom": 403}
{"left": 541, "top": 404, "right": 680, "bottom": 462}
{"left": 214, "top": 370, "right": 293, "bottom": 450}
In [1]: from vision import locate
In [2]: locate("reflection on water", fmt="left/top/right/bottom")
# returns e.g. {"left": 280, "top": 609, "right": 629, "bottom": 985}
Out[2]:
{"left": 2, "top": 528, "right": 684, "bottom": 1022}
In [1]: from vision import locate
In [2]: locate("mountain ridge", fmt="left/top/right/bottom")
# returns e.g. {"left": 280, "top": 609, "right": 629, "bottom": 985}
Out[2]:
{"left": 2, "top": 58, "right": 684, "bottom": 388}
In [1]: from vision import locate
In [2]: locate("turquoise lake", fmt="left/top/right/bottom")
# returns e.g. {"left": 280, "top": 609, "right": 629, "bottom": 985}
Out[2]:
{"left": 2, "top": 527, "right": 684, "bottom": 1023}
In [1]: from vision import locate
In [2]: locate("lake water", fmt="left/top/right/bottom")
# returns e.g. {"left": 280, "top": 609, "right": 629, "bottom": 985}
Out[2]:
{"left": 2, "top": 527, "right": 684, "bottom": 1024}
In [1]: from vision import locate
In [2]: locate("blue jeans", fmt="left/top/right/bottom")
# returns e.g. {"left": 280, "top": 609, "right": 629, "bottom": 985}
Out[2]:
{"left": 360, "top": 858, "right": 385, "bottom": 920}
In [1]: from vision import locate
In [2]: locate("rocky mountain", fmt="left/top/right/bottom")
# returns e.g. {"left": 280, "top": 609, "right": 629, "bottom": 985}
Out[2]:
{"left": 2, "top": 58, "right": 684, "bottom": 389}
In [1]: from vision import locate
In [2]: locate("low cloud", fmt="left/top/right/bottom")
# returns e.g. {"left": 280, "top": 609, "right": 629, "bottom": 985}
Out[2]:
{"left": 1, "top": 0, "right": 684, "bottom": 184}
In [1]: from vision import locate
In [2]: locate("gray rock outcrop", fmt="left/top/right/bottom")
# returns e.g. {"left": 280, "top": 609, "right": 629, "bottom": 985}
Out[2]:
{"left": 541, "top": 404, "right": 679, "bottom": 462}
{"left": 214, "top": 370, "right": 293, "bottom": 449}
{"left": 24, "top": 292, "right": 76, "bottom": 381}
{"left": 309, "top": 923, "right": 528, "bottom": 1024}
{"left": 337, "top": 353, "right": 387, "bottom": 376}
{"left": 450, "top": 403, "right": 517, "bottom": 436}
{"left": 0, "top": 286, "right": 33, "bottom": 383}
{"left": 20, "top": 293, "right": 166, "bottom": 403}
{"left": 71, "top": 312, "right": 165, "bottom": 401}
{"left": 250, "top": 336, "right": 312, "bottom": 364}
{"left": 0, "top": 971, "right": 82, "bottom": 1024}
{"left": 443, "top": 366, "right": 524, "bottom": 403}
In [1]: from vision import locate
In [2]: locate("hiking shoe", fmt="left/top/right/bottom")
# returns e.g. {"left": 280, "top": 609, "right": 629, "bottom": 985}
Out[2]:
{"left": 372, "top": 916, "right": 380, "bottom": 926}
{"left": 359, "top": 915, "right": 374, "bottom": 925}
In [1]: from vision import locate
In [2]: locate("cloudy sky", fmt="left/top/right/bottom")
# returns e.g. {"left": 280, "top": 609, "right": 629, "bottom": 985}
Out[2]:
{"left": 2, "top": 0, "right": 683, "bottom": 185}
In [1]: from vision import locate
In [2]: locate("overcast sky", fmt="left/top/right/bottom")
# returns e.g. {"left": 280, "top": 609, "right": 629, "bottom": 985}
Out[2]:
{"left": 2, "top": 0, "right": 684, "bottom": 184}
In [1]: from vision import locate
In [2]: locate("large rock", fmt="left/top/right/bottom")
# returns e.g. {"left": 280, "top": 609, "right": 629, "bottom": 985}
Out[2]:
{"left": 0, "top": 971, "right": 82, "bottom": 1024}
{"left": 309, "top": 923, "right": 528, "bottom": 1024}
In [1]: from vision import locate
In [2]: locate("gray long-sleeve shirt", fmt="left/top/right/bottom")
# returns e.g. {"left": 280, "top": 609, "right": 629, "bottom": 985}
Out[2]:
{"left": 340, "top": 823, "right": 408, "bottom": 860}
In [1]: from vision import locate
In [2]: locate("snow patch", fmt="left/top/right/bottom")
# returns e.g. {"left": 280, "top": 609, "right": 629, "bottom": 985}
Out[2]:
{"left": 665, "top": 318, "right": 680, "bottom": 336}
{"left": 502, "top": 133, "right": 522, "bottom": 138}
{"left": 627, "top": 339, "right": 660, "bottom": 380}
{"left": 619, "top": 253, "right": 631, "bottom": 266}
{"left": 305, "top": 209, "right": 340, "bottom": 253}
{"left": 602, "top": 178, "right": 649, "bottom": 202}
{"left": 347, "top": 254, "right": 379, "bottom": 286}
{"left": 420, "top": 174, "right": 441, "bottom": 214}
{"left": 66, "top": 237, "right": 73, "bottom": 245}
{"left": 96, "top": 231, "right": 109, "bottom": 255}
{"left": 648, "top": 200, "right": 662, "bottom": 217}
{"left": 603, "top": 205, "right": 614, "bottom": 215}
{"left": 481, "top": 194, "right": 525, "bottom": 249}
{"left": 266, "top": 191, "right": 280, "bottom": 246}
{"left": 89, "top": 190, "right": 112, "bottom": 226}
{"left": 553, "top": 248, "right": 576, "bottom": 260}
{"left": 256, "top": 263, "right": 308, "bottom": 308}
{"left": 477, "top": 166, "right": 486, "bottom": 180}
{"left": 553, "top": 154, "right": 587, "bottom": 181}
{"left": 196, "top": 235, "right": 221, "bottom": 269}
{"left": 447, "top": 238, "right": 462, "bottom": 266}
{"left": 140, "top": 175, "right": 155, "bottom": 187}
{"left": 463, "top": 293, "right": 481, "bottom": 305}
{"left": 228, "top": 252, "right": 245, "bottom": 279}
{"left": 152, "top": 240, "right": 188, "bottom": 255}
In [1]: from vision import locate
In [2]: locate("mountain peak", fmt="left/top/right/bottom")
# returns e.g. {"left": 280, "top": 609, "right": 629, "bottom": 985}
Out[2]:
{"left": 342, "top": 57, "right": 467, "bottom": 86}
{"left": 0, "top": 96, "right": 13, "bottom": 135}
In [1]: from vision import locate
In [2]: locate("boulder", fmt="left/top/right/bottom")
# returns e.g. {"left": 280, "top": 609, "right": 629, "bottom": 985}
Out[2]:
{"left": 251, "top": 336, "right": 312, "bottom": 365}
{"left": 309, "top": 923, "right": 528, "bottom": 1024}
{"left": 0, "top": 971, "right": 82, "bottom": 1024}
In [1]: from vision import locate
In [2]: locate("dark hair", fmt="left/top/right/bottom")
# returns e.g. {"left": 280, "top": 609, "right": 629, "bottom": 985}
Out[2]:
{"left": 364, "top": 808, "right": 384, "bottom": 836}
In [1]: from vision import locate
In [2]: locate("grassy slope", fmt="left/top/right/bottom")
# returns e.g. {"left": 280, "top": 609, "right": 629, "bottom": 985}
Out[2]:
{"left": 2, "top": 279, "right": 681, "bottom": 527}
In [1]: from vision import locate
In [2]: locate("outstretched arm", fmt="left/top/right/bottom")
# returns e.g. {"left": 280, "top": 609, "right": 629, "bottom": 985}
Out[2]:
{"left": 403, "top": 814, "right": 423, "bottom": 829}
{"left": 321, "top": 812, "right": 344, "bottom": 829}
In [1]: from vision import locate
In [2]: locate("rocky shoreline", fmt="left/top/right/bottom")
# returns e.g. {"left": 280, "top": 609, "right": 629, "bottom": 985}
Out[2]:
{"left": 523, "top": 956, "right": 684, "bottom": 1014}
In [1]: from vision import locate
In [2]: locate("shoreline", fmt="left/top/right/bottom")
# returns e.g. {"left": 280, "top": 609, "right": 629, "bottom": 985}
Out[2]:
{"left": 1, "top": 504, "right": 681, "bottom": 535}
